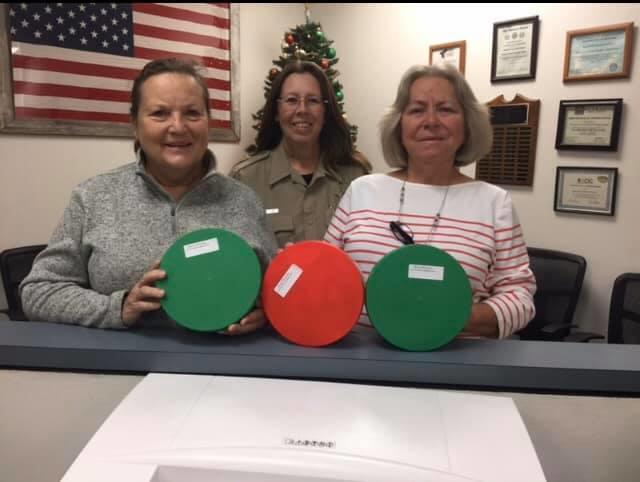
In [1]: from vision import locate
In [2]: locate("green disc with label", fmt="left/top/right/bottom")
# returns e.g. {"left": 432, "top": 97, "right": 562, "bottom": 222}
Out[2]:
{"left": 366, "top": 244, "right": 472, "bottom": 351}
{"left": 157, "top": 228, "right": 261, "bottom": 332}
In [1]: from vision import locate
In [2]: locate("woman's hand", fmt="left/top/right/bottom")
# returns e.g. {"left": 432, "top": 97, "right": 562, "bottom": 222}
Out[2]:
{"left": 223, "top": 308, "right": 267, "bottom": 335}
{"left": 459, "top": 302, "right": 499, "bottom": 338}
{"left": 277, "top": 241, "right": 295, "bottom": 255}
{"left": 122, "top": 261, "right": 166, "bottom": 326}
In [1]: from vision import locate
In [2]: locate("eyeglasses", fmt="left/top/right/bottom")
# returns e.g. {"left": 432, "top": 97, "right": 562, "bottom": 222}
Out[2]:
{"left": 389, "top": 221, "right": 415, "bottom": 245}
{"left": 277, "top": 95, "right": 327, "bottom": 110}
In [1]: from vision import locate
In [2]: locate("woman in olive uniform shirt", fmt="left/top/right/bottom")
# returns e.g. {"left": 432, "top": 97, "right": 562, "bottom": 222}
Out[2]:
{"left": 231, "top": 61, "right": 370, "bottom": 247}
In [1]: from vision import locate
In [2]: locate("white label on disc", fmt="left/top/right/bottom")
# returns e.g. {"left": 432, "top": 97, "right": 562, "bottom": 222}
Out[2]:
{"left": 266, "top": 208, "right": 279, "bottom": 214}
{"left": 274, "top": 264, "right": 303, "bottom": 298}
{"left": 408, "top": 264, "right": 444, "bottom": 281}
{"left": 183, "top": 238, "right": 220, "bottom": 258}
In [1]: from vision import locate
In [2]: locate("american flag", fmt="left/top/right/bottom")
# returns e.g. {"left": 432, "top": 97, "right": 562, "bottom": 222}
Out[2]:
{"left": 8, "top": 3, "right": 231, "bottom": 129}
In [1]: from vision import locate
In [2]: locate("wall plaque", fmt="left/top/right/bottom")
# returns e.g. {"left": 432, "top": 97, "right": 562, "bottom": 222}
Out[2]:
{"left": 476, "top": 94, "right": 540, "bottom": 186}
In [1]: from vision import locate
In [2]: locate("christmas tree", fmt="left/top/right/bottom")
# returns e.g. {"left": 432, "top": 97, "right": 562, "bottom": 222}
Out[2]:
{"left": 250, "top": 9, "right": 358, "bottom": 147}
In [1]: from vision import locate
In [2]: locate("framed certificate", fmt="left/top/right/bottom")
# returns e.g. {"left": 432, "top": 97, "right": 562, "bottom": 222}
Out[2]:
{"left": 563, "top": 22, "right": 634, "bottom": 82}
{"left": 555, "top": 99, "right": 623, "bottom": 151}
{"left": 429, "top": 40, "right": 466, "bottom": 74}
{"left": 554, "top": 167, "right": 618, "bottom": 216}
{"left": 491, "top": 16, "right": 539, "bottom": 82}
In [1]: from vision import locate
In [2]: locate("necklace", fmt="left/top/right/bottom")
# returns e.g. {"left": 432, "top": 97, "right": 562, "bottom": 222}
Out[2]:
{"left": 392, "top": 180, "right": 451, "bottom": 245}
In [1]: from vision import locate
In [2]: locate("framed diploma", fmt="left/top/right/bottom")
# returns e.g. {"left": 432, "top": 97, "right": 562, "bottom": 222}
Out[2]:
{"left": 491, "top": 16, "right": 539, "bottom": 82}
{"left": 554, "top": 167, "right": 618, "bottom": 216}
{"left": 555, "top": 99, "right": 623, "bottom": 151}
{"left": 429, "top": 40, "right": 466, "bottom": 74}
{"left": 563, "top": 22, "right": 634, "bottom": 82}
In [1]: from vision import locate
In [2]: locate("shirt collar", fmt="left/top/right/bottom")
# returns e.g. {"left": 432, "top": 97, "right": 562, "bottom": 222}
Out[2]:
{"left": 268, "top": 143, "right": 344, "bottom": 185}
{"left": 135, "top": 149, "right": 217, "bottom": 179}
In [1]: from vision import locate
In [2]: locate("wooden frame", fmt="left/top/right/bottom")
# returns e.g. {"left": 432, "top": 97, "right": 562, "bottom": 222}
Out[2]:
{"left": 475, "top": 94, "right": 540, "bottom": 186}
{"left": 0, "top": 4, "right": 240, "bottom": 141}
{"left": 429, "top": 40, "right": 466, "bottom": 74}
{"left": 491, "top": 16, "right": 539, "bottom": 82}
{"left": 555, "top": 98, "right": 623, "bottom": 151}
{"left": 563, "top": 22, "right": 634, "bottom": 82}
{"left": 554, "top": 166, "right": 618, "bottom": 216}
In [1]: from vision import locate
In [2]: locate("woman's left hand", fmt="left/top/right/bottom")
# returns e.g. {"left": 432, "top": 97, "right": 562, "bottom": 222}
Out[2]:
{"left": 224, "top": 308, "right": 267, "bottom": 335}
{"left": 461, "top": 302, "right": 499, "bottom": 338}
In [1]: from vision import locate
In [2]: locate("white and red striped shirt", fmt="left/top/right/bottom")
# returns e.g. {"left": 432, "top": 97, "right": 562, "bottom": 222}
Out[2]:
{"left": 324, "top": 174, "right": 536, "bottom": 338}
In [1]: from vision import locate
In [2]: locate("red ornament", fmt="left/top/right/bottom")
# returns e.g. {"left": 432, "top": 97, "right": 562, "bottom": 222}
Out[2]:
{"left": 269, "top": 68, "right": 280, "bottom": 80}
{"left": 285, "top": 34, "right": 295, "bottom": 45}
{"left": 320, "top": 59, "right": 330, "bottom": 69}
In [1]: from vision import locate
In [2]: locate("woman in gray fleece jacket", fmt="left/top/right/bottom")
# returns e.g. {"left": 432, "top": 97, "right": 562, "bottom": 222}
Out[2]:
{"left": 20, "top": 58, "right": 277, "bottom": 333}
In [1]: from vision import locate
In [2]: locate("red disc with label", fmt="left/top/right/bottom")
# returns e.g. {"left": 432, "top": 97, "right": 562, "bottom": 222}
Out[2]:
{"left": 262, "top": 241, "right": 364, "bottom": 347}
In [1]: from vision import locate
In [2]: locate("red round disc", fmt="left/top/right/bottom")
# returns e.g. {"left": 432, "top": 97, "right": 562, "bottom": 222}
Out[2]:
{"left": 262, "top": 241, "right": 364, "bottom": 347}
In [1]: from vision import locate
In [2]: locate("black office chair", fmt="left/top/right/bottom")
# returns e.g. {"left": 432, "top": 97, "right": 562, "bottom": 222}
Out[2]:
{"left": 608, "top": 273, "right": 640, "bottom": 344}
{"left": 517, "top": 247, "right": 604, "bottom": 342}
{"left": 0, "top": 244, "right": 47, "bottom": 321}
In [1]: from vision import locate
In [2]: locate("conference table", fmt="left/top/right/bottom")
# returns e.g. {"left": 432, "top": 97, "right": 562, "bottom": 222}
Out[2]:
{"left": 1, "top": 320, "right": 640, "bottom": 482}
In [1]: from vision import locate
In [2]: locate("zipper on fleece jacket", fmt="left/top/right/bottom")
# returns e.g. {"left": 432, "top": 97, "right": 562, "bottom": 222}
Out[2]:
{"left": 136, "top": 163, "right": 218, "bottom": 236}
{"left": 170, "top": 205, "right": 177, "bottom": 234}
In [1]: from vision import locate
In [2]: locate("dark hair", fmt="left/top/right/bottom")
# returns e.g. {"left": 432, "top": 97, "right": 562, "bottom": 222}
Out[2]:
{"left": 380, "top": 64, "right": 492, "bottom": 167}
{"left": 250, "top": 61, "right": 370, "bottom": 172}
{"left": 130, "top": 58, "right": 210, "bottom": 152}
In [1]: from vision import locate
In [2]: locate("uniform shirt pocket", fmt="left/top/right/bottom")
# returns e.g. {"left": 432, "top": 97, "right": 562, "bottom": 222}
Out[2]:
{"left": 267, "top": 213, "right": 295, "bottom": 247}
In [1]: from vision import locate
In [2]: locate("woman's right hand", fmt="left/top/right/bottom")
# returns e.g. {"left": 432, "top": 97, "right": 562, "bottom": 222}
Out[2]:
{"left": 277, "top": 242, "right": 295, "bottom": 254}
{"left": 122, "top": 261, "right": 166, "bottom": 326}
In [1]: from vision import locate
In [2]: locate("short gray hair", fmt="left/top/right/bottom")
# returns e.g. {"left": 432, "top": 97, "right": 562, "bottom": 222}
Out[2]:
{"left": 380, "top": 64, "right": 492, "bottom": 167}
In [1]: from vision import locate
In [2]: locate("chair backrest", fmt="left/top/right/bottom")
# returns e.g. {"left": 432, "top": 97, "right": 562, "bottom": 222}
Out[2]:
{"left": 608, "top": 273, "right": 640, "bottom": 344}
{"left": 0, "top": 244, "right": 47, "bottom": 320}
{"left": 518, "top": 247, "right": 586, "bottom": 340}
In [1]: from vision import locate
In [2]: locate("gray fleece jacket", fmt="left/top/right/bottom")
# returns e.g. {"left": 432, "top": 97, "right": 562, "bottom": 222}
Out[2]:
{"left": 20, "top": 154, "right": 277, "bottom": 329}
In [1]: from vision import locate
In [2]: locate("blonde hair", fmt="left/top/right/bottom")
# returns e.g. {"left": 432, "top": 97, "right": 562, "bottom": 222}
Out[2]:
{"left": 380, "top": 64, "right": 492, "bottom": 167}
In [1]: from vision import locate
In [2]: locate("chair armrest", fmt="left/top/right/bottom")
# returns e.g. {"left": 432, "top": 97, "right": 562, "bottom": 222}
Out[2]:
{"left": 565, "top": 331, "right": 605, "bottom": 343}
{"left": 540, "top": 323, "right": 576, "bottom": 335}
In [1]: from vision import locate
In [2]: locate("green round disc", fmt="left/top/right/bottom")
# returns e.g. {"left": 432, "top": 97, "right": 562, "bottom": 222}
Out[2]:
{"left": 366, "top": 245, "right": 472, "bottom": 351}
{"left": 157, "top": 228, "right": 261, "bottom": 332}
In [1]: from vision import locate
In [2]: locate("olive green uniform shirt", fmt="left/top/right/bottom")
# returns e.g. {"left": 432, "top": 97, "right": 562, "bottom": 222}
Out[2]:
{"left": 230, "top": 143, "right": 367, "bottom": 247}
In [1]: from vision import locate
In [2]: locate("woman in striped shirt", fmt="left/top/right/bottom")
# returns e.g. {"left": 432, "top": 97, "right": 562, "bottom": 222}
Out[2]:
{"left": 325, "top": 65, "right": 536, "bottom": 339}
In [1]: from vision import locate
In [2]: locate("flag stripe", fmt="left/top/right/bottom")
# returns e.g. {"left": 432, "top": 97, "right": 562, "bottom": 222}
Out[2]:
{"left": 133, "top": 3, "right": 229, "bottom": 29}
{"left": 14, "top": 94, "right": 231, "bottom": 120}
{"left": 13, "top": 67, "right": 231, "bottom": 101}
{"left": 133, "top": 45, "right": 230, "bottom": 71}
{"left": 133, "top": 35, "right": 229, "bottom": 64}
{"left": 13, "top": 80, "right": 231, "bottom": 111}
{"left": 133, "top": 23, "right": 229, "bottom": 51}
{"left": 15, "top": 106, "right": 130, "bottom": 123}
{"left": 134, "top": 10, "right": 230, "bottom": 40}
{"left": 14, "top": 80, "right": 129, "bottom": 103}
{"left": 158, "top": 3, "right": 230, "bottom": 18}
{"left": 13, "top": 43, "right": 229, "bottom": 80}
{"left": 15, "top": 106, "right": 232, "bottom": 129}
{"left": 13, "top": 54, "right": 134, "bottom": 84}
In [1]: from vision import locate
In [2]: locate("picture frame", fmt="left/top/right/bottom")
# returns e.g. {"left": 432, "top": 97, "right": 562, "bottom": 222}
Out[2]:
{"left": 555, "top": 98, "right": 623, "bottom": 151}
{"left": 554, "top": 166, "right": 618, "bottom": 216}
{"left": 0, "top": 3, "right": 240, "bottom": 141}
{"left": 429, "top": 40, "right": 466, "bottom": 74}
{"left": 491, "top": 16, "right": 539, "bottom": 82}
{"left": 563, "top": 22, "right": 634, "bottom": 82}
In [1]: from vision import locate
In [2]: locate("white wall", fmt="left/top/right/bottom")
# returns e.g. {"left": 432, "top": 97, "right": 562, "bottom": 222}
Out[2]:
{"left": 1, "top": 4, "right": 639, "bottom": 336}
